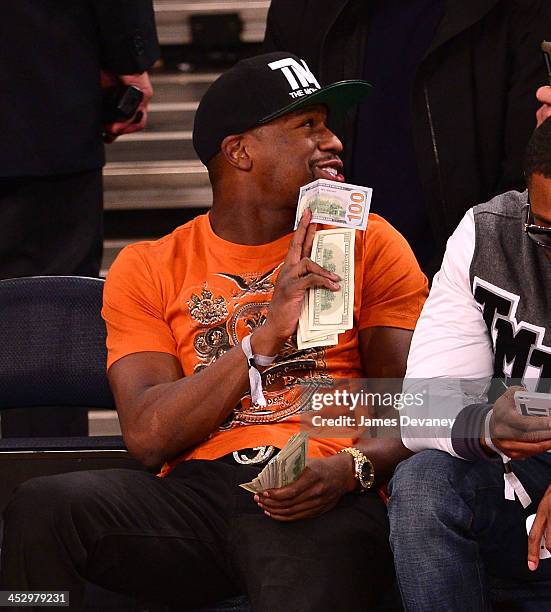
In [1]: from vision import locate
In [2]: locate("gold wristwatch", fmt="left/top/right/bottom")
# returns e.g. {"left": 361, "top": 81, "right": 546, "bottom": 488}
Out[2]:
{"left": 339, "top": 447, "right": 375, "bottom": 492}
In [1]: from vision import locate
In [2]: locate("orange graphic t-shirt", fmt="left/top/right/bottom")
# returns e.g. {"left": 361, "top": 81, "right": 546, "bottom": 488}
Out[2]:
{"left": 102, "top": 212, "right": 428, "bottom": 474}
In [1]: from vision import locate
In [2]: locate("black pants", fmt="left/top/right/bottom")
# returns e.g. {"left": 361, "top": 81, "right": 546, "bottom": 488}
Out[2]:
{"left": 0, "top": 169, "right": 102, "bottom": 438}
{"left": 0, "top": 459, "right": 395, "bottom": 611}
{"left": 0, "top": 169, "right": 103, "bottom": 280}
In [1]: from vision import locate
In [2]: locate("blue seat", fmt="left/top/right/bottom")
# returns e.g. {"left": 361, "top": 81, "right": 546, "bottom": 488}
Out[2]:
{"left": 0, "top": 275, "right": 114, "bottom": 413}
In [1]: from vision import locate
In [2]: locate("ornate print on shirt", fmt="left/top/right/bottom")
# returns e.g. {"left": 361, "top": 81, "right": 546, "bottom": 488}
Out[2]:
{"left": 188, "top": 286, "right": 229, "bottom": 326}
{"left": 214, "top": 268, "right": 277, "bottom": 298}
{"left": 186, "top": 265, "right": 333, "bottom": 429}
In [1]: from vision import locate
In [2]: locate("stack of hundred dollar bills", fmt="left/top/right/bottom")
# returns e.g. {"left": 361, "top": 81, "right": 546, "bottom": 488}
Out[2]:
{"left": 239, "top": 432, "right": 308, "bottom": 493}
{"left": 294, "top": 179, "right": 372, "bottom": 349}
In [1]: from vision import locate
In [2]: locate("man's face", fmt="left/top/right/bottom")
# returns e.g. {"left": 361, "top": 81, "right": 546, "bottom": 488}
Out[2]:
{"left": 246, "top": 105, "right": 344, "bottom": 208}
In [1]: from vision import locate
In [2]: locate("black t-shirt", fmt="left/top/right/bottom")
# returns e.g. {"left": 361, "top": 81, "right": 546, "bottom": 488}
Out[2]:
{"left": 351, "top": 0, "right": 444, "bottom": 269}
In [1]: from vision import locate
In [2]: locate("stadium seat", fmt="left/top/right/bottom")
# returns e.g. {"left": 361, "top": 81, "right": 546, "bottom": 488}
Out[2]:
{"left": 0, "top": 275, "right": 132, "bottom": 485}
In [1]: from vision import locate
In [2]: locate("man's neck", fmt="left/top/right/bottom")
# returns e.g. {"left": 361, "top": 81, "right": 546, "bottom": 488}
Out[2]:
{"left": 209, "top": 201, "right": 295, "bottom": 246}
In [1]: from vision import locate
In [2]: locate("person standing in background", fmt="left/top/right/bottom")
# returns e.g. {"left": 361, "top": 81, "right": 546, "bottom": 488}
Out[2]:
{"left": 0, "top": 0, "right": 159, "bottom": 280}
{"left": 0, "top": 0, "right": 159, "bottom": 437}
{"left": 264, "top": 0, "right": 551, "bottom": 276}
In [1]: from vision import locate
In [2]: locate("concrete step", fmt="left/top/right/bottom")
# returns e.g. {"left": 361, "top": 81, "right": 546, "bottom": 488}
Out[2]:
{"left": 105, "top": 130, "right": 195, "bottom": 163}
{"left": 104, "top": 160, "right": 211, "bottom": 211}
{"left": 147, "top": 102, "right": 197, "bottom": 131}
{"left": 149, "top": 73, "right": 218, "bottom": 104}
{"left": 104, "top": 160, "right": 208, "bottom": 190}
{"left": 104, "top": 185, "right": 211, "bottom": 210}
{"left": 154, "top": 0, "right": 269, "bottom": 45}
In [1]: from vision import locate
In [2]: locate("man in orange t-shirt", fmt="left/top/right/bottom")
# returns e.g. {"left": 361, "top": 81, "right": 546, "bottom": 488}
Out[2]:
{"left": 0, "top": 53, "right": 427, "bottom": 610}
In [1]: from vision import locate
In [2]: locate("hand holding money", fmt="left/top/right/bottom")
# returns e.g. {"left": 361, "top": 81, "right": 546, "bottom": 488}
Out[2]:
{"left": 261, "top": 209, "right": 341, "bottom": 347}
{"left": 240, "top": 432, "right": 308, "bottom": 493}
{"left": 294, "top": 179, "right": 371, "bottom": 350}
{"left": 254, "top": 452, "right": 357, "bottom": 522}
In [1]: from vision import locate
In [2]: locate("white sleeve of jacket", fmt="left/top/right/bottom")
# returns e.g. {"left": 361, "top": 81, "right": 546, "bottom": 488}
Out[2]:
{"left": 401, "top": 209, "right": 494, "bottom": 456}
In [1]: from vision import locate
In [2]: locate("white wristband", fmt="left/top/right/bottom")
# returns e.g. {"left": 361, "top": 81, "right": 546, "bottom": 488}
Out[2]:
{"left": 241, "top": 335, "right": 276, "bottom": 407}
{"left": 484, "top": 409, "right": 532, "bottom": 509}
{"left": 483, "top": 409, "right": 507, "bottom": 458}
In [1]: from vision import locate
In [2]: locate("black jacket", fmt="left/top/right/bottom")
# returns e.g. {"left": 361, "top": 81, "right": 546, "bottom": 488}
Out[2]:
{"left": 1, "top": 0, "right": 159, "bottom": 177}
{"left": 264, "top": 0, "right": 551, "bottom": 268}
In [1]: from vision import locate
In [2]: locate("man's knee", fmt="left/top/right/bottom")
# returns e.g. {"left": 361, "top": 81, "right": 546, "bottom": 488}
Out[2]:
{"left": 3, "top": 470, "right": 114, "bottom": 532}
{"left": 388, "top": 450, "right": 464, "bottom": 534}
{"left": 390, "top": 450, "right": 459, "bottom": 494}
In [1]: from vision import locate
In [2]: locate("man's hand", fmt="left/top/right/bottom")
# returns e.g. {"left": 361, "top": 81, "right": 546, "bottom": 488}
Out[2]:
{"left": 483, "top": 386, "right": 551, "bottom": 459}
{"left": 254, "top": 452, "right": 356, "bottom": 522}
{"left": 255, "top": 209, "right": 341, "bottom": 354}
{"left": 101, "top": 70, "right": 154, "bottom": 143}
{"left": 528, "top": 485, "right": 551, "bottom": 571}
{"left": 536, "top": 86, "right": 551, "bottom": 127}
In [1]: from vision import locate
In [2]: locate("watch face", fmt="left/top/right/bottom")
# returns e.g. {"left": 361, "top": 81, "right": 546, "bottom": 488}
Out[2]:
{"left": 359, "top": 460, "right": 374, "bottom": 488}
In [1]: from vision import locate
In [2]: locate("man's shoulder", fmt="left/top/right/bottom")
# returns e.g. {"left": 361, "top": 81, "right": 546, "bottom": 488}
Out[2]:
{"left": 472, "top": 189, "right": 527, "bottom": 223}
{"left": 469, "top": 190, "right": 528, "bottom": 287}
{"left": 118, "top": 214, "right": 205, "bottom": 266}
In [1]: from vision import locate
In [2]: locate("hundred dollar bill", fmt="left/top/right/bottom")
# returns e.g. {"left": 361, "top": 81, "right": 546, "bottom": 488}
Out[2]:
{"left": 294, "top": 179, "right": 372, "bottom": 231}
{"left": 297, "top": 329, "right": 339, "bottom": 350}
{"left": 297, "top": 292, "right": 337, "bottom": 349}
{"left": 297, "top": 289, "right": 339, "bottom": 349}
{"left": 308, "top": 229, "right": 355, "bottom": 332}
{"left": 279, "top": 434, "right": 307, "bottom": 487}
{"left": 239, "top": 482, "right": 259, "bottom": 494}
{"left": 239, "top": 432, "right": 308, "bottom": 493}
{"left": 276, "top": 432, "right": 307, "bottom": 488}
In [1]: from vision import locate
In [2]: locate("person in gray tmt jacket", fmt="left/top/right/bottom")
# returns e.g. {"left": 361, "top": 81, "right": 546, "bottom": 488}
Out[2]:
{"left": 390, "top": 115, "right": 551, "bottom": 610}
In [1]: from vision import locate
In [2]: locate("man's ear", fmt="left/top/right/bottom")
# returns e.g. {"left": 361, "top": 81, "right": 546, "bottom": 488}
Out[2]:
{"left": 220, "top": 134, "right": 253, "bottom": 170}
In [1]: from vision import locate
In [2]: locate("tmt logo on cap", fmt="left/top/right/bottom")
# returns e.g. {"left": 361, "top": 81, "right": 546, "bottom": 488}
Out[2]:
{"left": 268, "top": 58, "right": 321, "bottom": 99}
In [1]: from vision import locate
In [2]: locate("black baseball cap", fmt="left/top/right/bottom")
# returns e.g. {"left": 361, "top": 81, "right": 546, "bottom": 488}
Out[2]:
{"left": 192, "top": 52, "right": 372, "bottom": 165}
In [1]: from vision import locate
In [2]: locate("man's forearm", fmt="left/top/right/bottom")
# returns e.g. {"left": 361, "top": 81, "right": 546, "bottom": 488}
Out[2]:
{"left": 120, "top": 326, "right": 281, "bottom": 468}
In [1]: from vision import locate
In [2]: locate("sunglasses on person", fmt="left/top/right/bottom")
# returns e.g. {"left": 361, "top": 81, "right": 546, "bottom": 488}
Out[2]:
{"left": 524, "top": 201, "right": 551, "bottom": 248}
